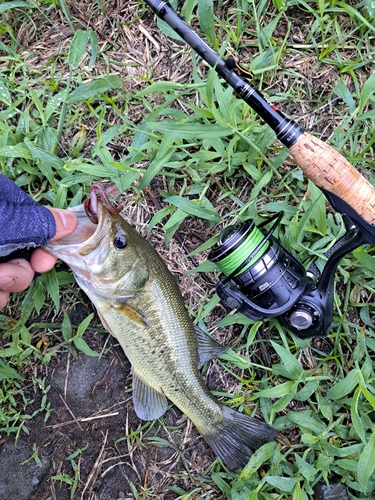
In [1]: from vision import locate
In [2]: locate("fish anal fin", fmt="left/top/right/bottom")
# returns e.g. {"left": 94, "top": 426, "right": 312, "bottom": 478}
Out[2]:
{"left": 195, "top": 325, "right": 228, "bottom": 367}
{"left": 132, "top": 370, "right": 168, "bottom": 421}
{"left": 203, "top": 406, "right": 277, "bottom": 470}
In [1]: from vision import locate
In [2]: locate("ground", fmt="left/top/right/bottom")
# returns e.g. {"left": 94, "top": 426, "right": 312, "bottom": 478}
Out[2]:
{"left": 0, "top": 0, "right": 374, "bottom": 499}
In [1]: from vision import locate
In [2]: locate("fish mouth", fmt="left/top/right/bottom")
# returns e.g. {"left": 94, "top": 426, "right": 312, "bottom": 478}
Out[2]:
{"left": 44, "top": 202, "right": 109, "bottom": 257}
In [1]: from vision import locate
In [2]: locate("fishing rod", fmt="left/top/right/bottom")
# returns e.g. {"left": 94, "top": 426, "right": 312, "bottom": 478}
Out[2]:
{"left": 145, "top": 0, "right": 375, "bottom": 337}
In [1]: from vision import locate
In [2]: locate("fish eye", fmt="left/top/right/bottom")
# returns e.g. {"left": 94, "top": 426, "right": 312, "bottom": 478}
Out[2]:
{"left": 114, "top": 227, "right": 127, "bottom": 249}
{"left": 114, "top": 236, "right": 127, "bottom": 249}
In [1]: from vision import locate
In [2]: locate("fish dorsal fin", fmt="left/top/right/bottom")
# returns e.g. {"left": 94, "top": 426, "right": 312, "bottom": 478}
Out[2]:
{"left": 195, "top": 325, "right": 228, "bottom": 367}
{"left": 132, "top": 370, "right": 168, "bottom": 421}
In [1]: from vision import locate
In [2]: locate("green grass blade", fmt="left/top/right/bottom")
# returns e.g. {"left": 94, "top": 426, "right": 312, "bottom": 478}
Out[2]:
{"left": 138, "top": 136, "right": 175, "bottom": 190}
{"left": 198, "top": 0, "right": 216, "bottom": 45}
{"left": 327, "top": 369, "right": 359, "bottom": 400}
{"left": 240, "top": 441, "right": 277, "bottom": 479}
{"left": 0, "top": 1, "right": 36, "bottom": 13}
{"left": 73, "top": 337, "right": 100, "bottom": 357}
{"left": 253, "top": 380, "right": 296, "bottom": 399}
{"left": 164, "top": 196, "right": 221, "bottom": 222}
{"left": 357, "top": 431, "right": 375, "bottom": 492}
{"left": 270, "top": 341, "right": 304, "bottom": 380}
{"left": 68, "top": 30, "right": 92, "bottom": 69}
{"left": 351, "top": 387, "right": 367, "bottom": 444}
{"left": 67, "top": 76, "right": 123, "bottom": 104}
{"left": 146, "top": 121, "right": 233, "bottom": 139}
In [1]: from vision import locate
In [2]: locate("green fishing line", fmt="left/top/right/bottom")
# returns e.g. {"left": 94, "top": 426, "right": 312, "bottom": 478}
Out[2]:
{"left": 216, "top": 226, "right": 269, "bottom": 276}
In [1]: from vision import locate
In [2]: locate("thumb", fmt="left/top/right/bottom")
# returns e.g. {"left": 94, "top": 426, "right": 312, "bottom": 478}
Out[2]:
{"left": 48, "top": 208, "right": 78, "bottom": 241}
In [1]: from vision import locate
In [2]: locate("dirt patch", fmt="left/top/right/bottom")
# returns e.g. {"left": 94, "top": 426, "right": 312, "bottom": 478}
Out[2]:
{"left": 0, "top": 439, "right": 50, "bottom": 500}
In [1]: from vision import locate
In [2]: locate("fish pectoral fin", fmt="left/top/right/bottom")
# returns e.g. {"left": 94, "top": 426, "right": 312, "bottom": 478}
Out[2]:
{"left": 195, "top": 325, "right": 228, "bottom": 368}
{"left": 111, "top": 302, "right": 151, "bottom": 328}
{"left": 132, "top": 370, "right": 168, "bottom": 421}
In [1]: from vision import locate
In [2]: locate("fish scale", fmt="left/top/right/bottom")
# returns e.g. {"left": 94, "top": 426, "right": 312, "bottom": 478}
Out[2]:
{"left": 45, "top": 200, "right": 277, "bottom": 470}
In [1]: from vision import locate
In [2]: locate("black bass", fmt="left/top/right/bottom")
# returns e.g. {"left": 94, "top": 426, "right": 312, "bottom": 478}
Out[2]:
{"left": 45, "top": 187, "right": 276, "bottom": 470}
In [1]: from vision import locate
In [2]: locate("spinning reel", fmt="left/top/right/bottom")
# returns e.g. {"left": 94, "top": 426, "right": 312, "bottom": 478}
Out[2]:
{"left": 209, "top": 210, "right": 372, "bottom": 338}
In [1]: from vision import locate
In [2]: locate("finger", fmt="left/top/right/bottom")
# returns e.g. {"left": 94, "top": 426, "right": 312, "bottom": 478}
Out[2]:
{"left": 30, "top": 209, "right": 77, "bottom": 273}
{"left": 48, "top": 208, "right": 78, "bottom": 241}
{"left": 30, "top": 248, "right": 58, "bottom": 273}
{"left": 0, "top": 259, "right": 35, "bottom": 293}
{"left": 0, "top": 290, "right": 10, "bottom": 309}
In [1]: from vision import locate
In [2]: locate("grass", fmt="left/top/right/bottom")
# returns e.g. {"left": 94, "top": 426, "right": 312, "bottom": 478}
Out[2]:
{"left": 0, "top": 0, "right": 375, "bottom": 498}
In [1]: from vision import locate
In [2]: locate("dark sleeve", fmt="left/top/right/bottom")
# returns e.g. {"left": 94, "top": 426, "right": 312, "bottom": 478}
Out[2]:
{"left": 0, "top": 174, "right": 56, "bottom": 258}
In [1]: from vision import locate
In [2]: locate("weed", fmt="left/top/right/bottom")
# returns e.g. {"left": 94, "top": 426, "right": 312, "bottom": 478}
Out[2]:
{"left": 0, "top": 0, "right": 374, "bottom": 498}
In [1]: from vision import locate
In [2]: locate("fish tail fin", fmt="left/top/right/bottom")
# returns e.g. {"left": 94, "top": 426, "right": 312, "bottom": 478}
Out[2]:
{"left": 203, "top": 406, "right": 277, "bottom": 470}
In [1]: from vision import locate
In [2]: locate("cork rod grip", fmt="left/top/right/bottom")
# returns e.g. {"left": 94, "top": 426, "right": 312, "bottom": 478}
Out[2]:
{"left": 289, "top": 133, "right": 375, "bottom": 226}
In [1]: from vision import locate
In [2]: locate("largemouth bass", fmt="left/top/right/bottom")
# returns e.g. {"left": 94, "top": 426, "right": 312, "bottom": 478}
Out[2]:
{"left": 45, "top": 189, "right": 276, "bottom": 470}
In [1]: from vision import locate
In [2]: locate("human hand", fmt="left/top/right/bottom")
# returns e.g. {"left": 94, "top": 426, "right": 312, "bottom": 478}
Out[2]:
{"left": 0, "top": 208, "right": 78, "bottom": 309}
{"left": 0, "top": 174, "right": 78, "bottom": 309}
